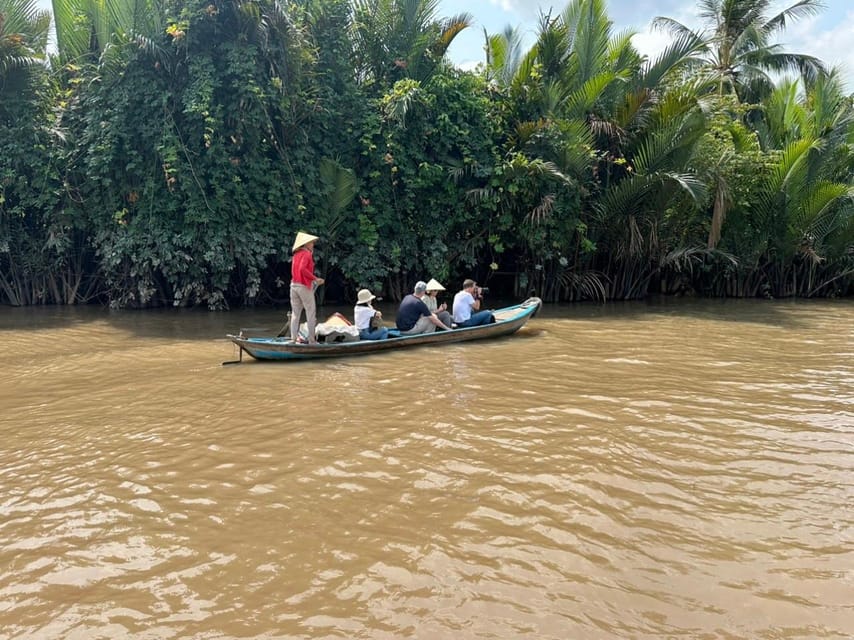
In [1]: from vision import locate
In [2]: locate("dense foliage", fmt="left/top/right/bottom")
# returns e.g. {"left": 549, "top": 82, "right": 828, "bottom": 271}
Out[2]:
{"left": 1, "top": 0, "right": 852, "bottom": 307}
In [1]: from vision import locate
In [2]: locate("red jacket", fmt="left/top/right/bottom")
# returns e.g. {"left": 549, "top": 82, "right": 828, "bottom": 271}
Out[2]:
{"left": 291, "top": 248, "right": 316, "bottom": 287}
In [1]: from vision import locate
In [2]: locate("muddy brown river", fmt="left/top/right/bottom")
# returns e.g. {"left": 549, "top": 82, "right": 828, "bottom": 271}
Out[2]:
{"left": 1, "top": 298, "right": 852, "bottom": 639}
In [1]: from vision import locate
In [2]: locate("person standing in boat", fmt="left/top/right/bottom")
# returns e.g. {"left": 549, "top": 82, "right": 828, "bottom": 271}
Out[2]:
{"left": 452, "top": 278, "right": 494, "bottom": 327}
{"left": 423, "top": 278, "right": 453, "bottom": 329}
{"left": 396, "top": 281, "right": 453, "bottom": 335}
{"left": 290, "top": 231, "right": 324, "bottom": 344}
{"left": 353, "top": 288, "right": 388, "bottom": 340}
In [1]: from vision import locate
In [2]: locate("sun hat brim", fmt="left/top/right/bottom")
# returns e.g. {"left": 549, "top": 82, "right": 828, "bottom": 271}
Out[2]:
{"left": 425, "top": 278, "right": 445, "bottom": 291}
{"left": 356, "top": 289, "right": 376, "bottom": 304}
{"left": 292, "top": 231, "right": 319, "bottom": 251}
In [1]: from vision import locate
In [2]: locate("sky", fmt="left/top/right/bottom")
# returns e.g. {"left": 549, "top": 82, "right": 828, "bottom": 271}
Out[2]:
{"left": 32, "top": 0, "right": 854, "bottom": 91}
{"left": 439, "top": 0, "right": 854, "bottom": 92}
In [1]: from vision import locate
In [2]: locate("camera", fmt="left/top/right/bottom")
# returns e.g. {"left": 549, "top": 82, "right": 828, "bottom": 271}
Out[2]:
{"left": 475, "top": 286, "right": 489, "bottom": 299}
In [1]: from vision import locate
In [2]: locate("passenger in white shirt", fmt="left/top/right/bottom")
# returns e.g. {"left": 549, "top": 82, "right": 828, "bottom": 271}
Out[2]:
{"left": 353, "top": 288, "right": 388, "bottom": 340}
{"left": 452, "top": 279, "right": 494, "bottom": 327}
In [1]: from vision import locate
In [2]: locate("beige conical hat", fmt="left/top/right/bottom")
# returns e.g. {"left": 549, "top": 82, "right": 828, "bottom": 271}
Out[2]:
{"left": 425, "top": 278, "right": 445, "bottom": 291}
{"left": 292, "top": 231, "right": 319, "bottom": 251}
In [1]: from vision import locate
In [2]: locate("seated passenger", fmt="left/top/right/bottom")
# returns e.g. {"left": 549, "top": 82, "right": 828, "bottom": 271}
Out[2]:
{"left": 353, "top": 288, "right": 388, "bottom": 340}
{"left": 423, "top": 278, "right": 453, "bottom": 329}
{"left": 452, "top": 278, "right": 495, "bottom": 327}
{"left": 396, "top": 281, "right": 452, "bottom": 335}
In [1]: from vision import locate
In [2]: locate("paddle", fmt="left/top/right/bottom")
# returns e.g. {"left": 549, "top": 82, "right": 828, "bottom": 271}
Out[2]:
{"left": 276, "top": 311, "right": 293, "bottom": 338}
{"left": 222, "top": 345, "right": 244, "bottom": 365}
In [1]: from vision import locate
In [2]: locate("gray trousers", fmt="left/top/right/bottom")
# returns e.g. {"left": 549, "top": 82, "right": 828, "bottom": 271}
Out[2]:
{"left": 290, "top": 283, "right": 316, "bottom": 342}
{"left": 400, "top": 315, "right": 437, "bottom": 335}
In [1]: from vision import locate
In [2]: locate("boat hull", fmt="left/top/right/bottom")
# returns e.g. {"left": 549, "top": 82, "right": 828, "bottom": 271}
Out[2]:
{"left": 227, "top": 297, "right": 541, "bottom": 361}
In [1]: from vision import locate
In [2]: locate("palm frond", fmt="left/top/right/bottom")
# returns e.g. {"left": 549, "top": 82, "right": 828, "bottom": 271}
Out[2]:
{"left": 640, "top": 30, "right": 706, "bottom": 89}
{"left": 661, "top": 245, "right": 739, "bottom": 271}
{"left": 432, "top": 12, "right": 471, "bottom": 56}
{"left": 319, "top": 157, "right": 358, "bottom": 235}
{"left": 763, "top": 0, "right": 824, "bottom": 35}
{"left": 382, "top": 78, "right": 423, "bottom": 126}
{"left": 526, "top": 194, "right": 555, "bottom": 225}
{"left": 557, "top": 268, "right": 610, "bottom": 301}
{"left": 562, "top": 70, "right": 619, "bottom": 117}
{"left": 792, "top": 181, "right": 853, "bottom": 244}
{"left": 651, "top": 16, "right": 701, "bottom": 41}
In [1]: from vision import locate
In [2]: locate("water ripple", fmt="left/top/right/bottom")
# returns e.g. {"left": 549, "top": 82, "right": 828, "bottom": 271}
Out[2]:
{"left": 1, "top": 300, "right": 852, "bottom": 638}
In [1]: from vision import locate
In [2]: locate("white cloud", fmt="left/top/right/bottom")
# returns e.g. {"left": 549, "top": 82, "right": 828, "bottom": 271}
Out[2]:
{"left": 486, "top": 0, "right": 554, "bottom": 21}
{"left": 630, "top": 30, "right": 670, "bottom": 63}
{"left": 775, "top": 10, "right": 854, "bottom": 92}
{"left": 629, "top": 4, "right": 854, "bottom": 93}
{"left": 626, "top": 4, "right": 701, "bottom": 68}
{"left": 488, "top": 0, "right": 517, "bottom": 12}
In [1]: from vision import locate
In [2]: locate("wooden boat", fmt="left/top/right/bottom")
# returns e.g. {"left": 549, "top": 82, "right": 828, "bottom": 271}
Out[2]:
{"left": 225, "top": 297, "right": 542, "bottom": 362}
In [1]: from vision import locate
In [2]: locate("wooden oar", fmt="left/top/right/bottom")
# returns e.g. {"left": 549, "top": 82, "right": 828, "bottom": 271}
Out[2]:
{"left": 276, "top": 311, "right": 293, "bottom": 337}
{"left": 222, "top": 345, "right": 245, "bottom": 366}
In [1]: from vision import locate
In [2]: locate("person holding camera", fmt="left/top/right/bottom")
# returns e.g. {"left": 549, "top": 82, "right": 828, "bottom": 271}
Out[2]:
{"left": 452, "top": 279, "right": 495, "bottom": 327}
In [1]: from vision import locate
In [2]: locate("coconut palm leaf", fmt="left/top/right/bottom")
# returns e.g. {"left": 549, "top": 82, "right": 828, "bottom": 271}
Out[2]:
{"left": 51, "top": 0, "right": 165, "bottom": 64}
{"left": 1, "top": 0, "right": 49, "bottom": 50}
{"left": 651, "top": 16, "right": 704, "bottom": 42}
{"left": 640, "top": 30, "right": 707, "bottom": 90}
{"left": 0, "top": 0, "right": 50, "bottom": 97}
{"left": 599, "top": 170, "right": 705, "bottom": 222}
{"left": 352, "top": 0, "right": 470, "bottom": 85}
{"left": 632, "top": 112, "right": 706, "bottom": 175}
{"left": 661, "top": 246, "right": 739, "bottom": 272}
{"left": 763, "top": 0, "right": 824, "bottom": 33}
{"left": 431, "top": 12, "right": 472, "bottom": 56}
{"left": 792, "top": 182, "right": 853, "bottom": 243}
{"left": 557, "top": 268, "right": 610, "bottom": 301}
{"left": 319, "top": 157, "right": 359, "bottom": 231}
{"left": 772, "top": 137, "right": 816, "bottom": 191}
{"left": 561, "top": 70, "right": 620, "bottom": 117}
{"left": 655, "top": 0, "right": 825, "bottom": 99}
{"left": 607, "top": 28, "right": 638, "bottom": 71}
{"left": 485, "top": 25, "right": 532, "bottom": 89}
{"left": 559, "top": 0, "right": 613, "bottom": 85}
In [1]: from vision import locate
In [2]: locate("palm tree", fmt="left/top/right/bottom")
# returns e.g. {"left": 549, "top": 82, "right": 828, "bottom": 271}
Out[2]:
{"left": 654, "top": 0, "right": 825, "bottom": 100}
{"left": 0, "top": 0, "right": 49, "bottom": 98}
{"left": 50, "top": 0, "right": 165, "bottom": 65}
{"left": 484, "top": 0, "right": 713, "bottom": 299}
{"left": 484, "top": 25, "right": 536, "bottom": 94}
{"left": 748, "top": 73, "right": 854, "bottom": 295}
{"left": 352, "top": 0, "right": 471, "bottom": 86}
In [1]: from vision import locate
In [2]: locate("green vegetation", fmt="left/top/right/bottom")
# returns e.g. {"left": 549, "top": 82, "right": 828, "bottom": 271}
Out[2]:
{"left": 1, "top": 0, "right": 852, "bottom": 307}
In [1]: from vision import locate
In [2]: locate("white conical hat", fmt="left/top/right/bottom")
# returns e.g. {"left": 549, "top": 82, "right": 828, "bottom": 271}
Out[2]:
{"left": 292, "top": 231, "right": 319, "bottom": 251}
{"left": 425, "top": 278, "right": 445, "bottom": 291}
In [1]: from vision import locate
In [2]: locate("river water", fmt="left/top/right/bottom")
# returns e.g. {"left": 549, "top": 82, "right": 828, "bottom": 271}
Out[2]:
{"left": 1, "top": 299, "right": 852, "bottom": 639}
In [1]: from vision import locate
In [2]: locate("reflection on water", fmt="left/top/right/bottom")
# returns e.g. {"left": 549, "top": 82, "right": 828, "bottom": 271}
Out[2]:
{"left": 1, "top": 299, "right": 853, "bottom": 639}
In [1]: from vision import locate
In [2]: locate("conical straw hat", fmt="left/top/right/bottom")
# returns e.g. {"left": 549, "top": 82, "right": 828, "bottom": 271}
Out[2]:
{"left": 292, "top": 231, "right": 319, "bottom": 251}
{"left": 425, "top": 278, "right": 445, "bottom": 291}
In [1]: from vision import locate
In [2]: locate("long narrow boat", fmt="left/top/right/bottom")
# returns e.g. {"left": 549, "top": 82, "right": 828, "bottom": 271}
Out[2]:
{"left": 225, "top": 297, "right": 542, "bottom": 362}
